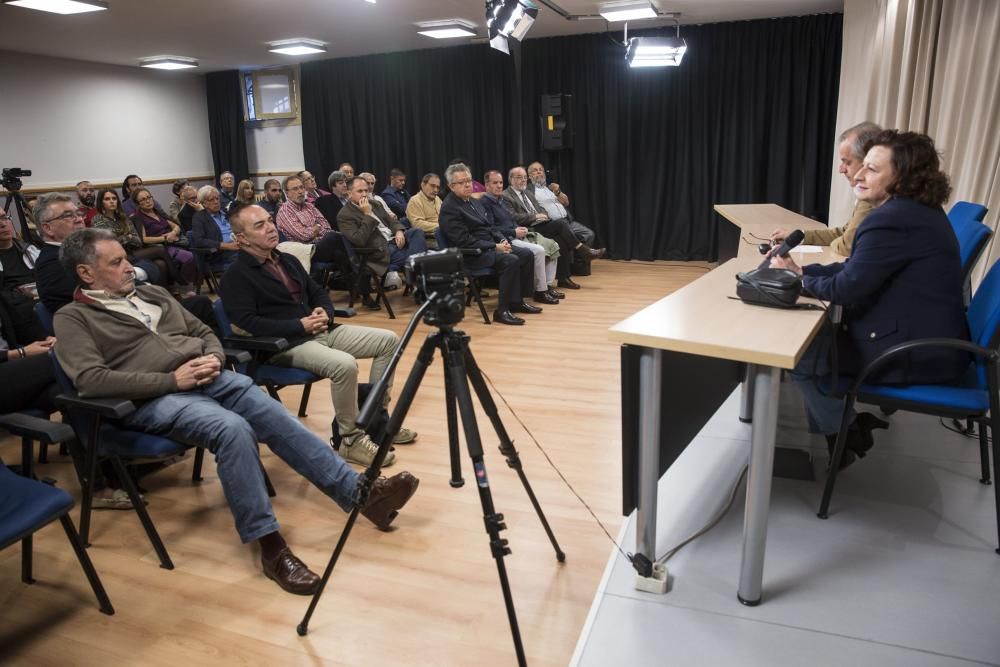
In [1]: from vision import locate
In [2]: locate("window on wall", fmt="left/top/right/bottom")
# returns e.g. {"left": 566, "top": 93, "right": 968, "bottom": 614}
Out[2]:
{"left": 243, "top": 66, "right": 300, "bottom": 123}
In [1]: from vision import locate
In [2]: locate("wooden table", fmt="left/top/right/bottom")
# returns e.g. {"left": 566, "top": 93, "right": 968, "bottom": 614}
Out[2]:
{"left": 611, "top": 204, "right": 840, "bottom": 605}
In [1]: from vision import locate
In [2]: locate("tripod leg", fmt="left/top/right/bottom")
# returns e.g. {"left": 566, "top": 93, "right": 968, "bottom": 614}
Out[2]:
{"left": 298, "top": 334, "right": 440, "bottom": 636}
{"left": 443, "top": 361, "right": 464, "bottom": 487}
{"left": 441, "top": 336, "right": 527, "bottom": 666}
{"left": 463, "top": 344, "right": 566, "bottom": 562}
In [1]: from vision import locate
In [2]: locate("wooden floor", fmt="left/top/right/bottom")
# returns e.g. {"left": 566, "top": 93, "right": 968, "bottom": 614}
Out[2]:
{"left": 0, "top": 259, "right": 711, "bottom": 667}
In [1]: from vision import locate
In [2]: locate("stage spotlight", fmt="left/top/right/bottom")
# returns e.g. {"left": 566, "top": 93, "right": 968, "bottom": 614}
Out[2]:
{"left": 486, "top": 0, "right": 538, "bottom": 53}
{"left": 624, "top": 18, "right": 686, "bottom": 68}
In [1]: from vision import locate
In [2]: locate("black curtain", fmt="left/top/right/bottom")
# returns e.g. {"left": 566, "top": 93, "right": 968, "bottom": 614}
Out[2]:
{"left": 206, "top": 70, "right": 250, "bottom": 183}
{"left": 301, "top": 14, "right": 842, "bottom": 261}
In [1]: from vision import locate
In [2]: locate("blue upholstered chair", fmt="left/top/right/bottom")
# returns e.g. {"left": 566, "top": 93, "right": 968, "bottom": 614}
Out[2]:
{"left": 819, "top": 260, "right": 1000, "bottom": 555}
{"left": 947, "top": 201, "right": 992, "bottom": 293}
{"left": 0, "top": 439, "right": 114, "bottom": 616}
{"left": 435, "top": 228, "right": 493, "bottom": 324}
{"left": 48, "top": 351, "right": 207, "bottom": 570}
{"left": 212, "top": 298, "right": 322, "bottom": 418}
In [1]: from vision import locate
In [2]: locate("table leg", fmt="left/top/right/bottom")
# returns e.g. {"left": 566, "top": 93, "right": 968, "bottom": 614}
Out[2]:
{"left": 636, "top": 348, "right": 663, "bottom": 563}
{"left": 738, "top": 364, "right": 780, "bottom": 606}
{"left": 739, "top": 364, "right": 755, "bottom": 423}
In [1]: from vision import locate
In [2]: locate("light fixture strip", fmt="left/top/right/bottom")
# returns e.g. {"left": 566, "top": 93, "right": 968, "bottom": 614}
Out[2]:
{"left": 3, "top": 0, "right": 107, "bottom": 14}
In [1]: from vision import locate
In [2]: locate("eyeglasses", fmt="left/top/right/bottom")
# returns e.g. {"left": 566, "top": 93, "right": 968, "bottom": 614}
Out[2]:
{"left": 43, "top": 210, "right": 84, "bottom": 224}
{"left": 451, "top": 179, "right": 473, "bottom": 186}
{"left": 0, "top": 214, "right": 12, "bottom": 223}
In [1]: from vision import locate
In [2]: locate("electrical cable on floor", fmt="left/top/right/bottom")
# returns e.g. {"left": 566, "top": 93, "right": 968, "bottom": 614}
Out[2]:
{"left": 480, "top": 367, "right": 749, "bottom": 570}
{"left": 655, "top": 464, "right": 748, "bottom": 565}
{"left": 479, "top": 367, "right": 633, "bottom": 565}
{"left": 939, "top": 416, "right": 989, "bottom": 442}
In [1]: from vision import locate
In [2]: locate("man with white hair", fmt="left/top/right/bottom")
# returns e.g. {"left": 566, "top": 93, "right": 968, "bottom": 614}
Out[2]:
{"left": 770, "top": 121, "right": 884, "bottom": 256}
{"left": 526, "top": 161, "right": 597, "bottom": 246}
{"left": 191, "top": 185, "right": 240, "bottom": 271}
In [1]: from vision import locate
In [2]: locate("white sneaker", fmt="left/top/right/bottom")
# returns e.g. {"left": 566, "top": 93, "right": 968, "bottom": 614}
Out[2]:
{"left": 339, "top": 433, "right": 396, "bottom": 467}
{"left": 384, "top": 271, "right": 402, "bottom": 290}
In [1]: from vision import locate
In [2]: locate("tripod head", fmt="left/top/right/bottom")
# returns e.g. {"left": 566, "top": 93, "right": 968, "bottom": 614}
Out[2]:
{"left": 2, "top": 167, "right": 31, "bottom": 193}
{"left": 404, "top": 248, "right": 467, "bottom": 327}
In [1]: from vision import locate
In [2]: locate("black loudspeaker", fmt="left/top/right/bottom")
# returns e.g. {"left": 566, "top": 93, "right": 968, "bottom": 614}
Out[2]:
{"left": 540, "top": 94, "right": 573, "bottom": 151}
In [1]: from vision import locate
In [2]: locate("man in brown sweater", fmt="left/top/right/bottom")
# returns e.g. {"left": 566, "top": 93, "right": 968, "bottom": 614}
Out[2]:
{"left": 770, "top": 121, "right": 883, "bottom": 256}
{"left": 53, "top": 228, "right": 419, "bottom": 596}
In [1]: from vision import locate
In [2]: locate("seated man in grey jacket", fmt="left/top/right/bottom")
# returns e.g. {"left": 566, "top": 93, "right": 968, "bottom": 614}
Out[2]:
{"left": 337, "top": 176, "right": 427, "bottom": 292}
{"left": 53, "top": 228, "right": 419, "bottom": 596}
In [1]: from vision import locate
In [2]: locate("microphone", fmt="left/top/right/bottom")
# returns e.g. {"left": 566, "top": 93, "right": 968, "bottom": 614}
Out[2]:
{"left": 759, "top": 229, "right": 804, "bottom": 269}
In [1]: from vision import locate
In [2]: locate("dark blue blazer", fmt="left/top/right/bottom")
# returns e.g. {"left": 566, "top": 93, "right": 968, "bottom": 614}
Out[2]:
{"left": 803, "top": 196, "right": 970, "bottom": 384}
{"left": 480, "top": 193, "right": 518, "bottom": 241}
{"left": 380, "top": 187, "right": 411, "bottom": 219}
{"left": 191, "top": 210, "right": 229, "bottom": 252}
{"left": 439, "top": 193, "right": 505, "bottom": 272}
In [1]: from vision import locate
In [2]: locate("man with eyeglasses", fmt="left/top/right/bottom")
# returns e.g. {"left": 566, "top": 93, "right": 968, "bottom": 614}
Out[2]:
{"left": 314, "top": 170, "right": 350, "bottom": 229}
{"left": 33, "top": 193, "right": 88, "bottom": 315}
{"left": 276, "top": 175, "right": 347, "bottom": 266}
{"left": 297, "top": 170, "right": 329, "bottom": 204}
{"left": 405, "top": 173, "right": 443, "bottom": 249}
{"left": 439, "top": 163, "right": 540, "bottom": 325}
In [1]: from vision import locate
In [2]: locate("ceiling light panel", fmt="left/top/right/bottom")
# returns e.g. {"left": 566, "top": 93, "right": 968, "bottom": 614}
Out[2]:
{"left": 3, "top": 0, "right": 107, "bottom": 14}
{"left": 599, "top": 1, "right": 657, "bottom": 22}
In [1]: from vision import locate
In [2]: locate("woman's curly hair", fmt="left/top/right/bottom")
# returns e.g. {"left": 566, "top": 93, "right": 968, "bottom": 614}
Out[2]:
{"left": 865, "top": 130, "right": 951, "bottom": 208}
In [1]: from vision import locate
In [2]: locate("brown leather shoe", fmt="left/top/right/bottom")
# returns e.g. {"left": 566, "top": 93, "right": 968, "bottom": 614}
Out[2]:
{"left": 362, "top": 471, "right": 420, "bottom": 531}
{"left": 262, "top": 547, "right": 321, "bottom": 595}
{"left": 578, "top": 244, "right": 605, "bottom": 261}
{"left": 557, "top": 278, "right": 581, "bottom": 289}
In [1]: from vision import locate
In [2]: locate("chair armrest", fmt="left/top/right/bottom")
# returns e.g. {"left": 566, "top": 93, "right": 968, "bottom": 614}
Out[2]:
{"left": 55, "top": 392, "right": 136, "bottom": 419}
{"left": 0, "top": 412, "right": 74, "bottom": 444}
{"left": 222, "top": 348, "right": 252, "bottom": 365}
{"left": 222, "top": 336, "right": 290, "bottom": 352}
{"left": 849, "top": 337, "right": 997, "bottom": 393}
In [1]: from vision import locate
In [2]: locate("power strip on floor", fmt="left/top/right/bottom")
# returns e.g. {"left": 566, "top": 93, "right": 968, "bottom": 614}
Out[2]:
{"left": 634, "top": 563, "right": 669, "bottom": 594}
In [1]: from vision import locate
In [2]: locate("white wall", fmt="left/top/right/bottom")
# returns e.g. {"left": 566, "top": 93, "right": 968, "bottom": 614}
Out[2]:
{"left": 246, "top": 123, "right": 305, "bottom": 176}
{"left": 0, "top": 50, "right": 213, "bottom": 189}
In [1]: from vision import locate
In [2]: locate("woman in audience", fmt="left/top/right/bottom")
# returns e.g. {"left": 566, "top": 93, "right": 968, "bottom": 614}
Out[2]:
{"left": 771, "top": 130, "right": 969, "bottom": 468}
{"left": 218, "top": 171, "right": 236, "bottom": 211}
{"left": 93, "top": 189, "right": 176, "bottom": 288}
{"left": 235, "top": 179, "right": 256, "bottom": 206}
{"left": 166, "top": 178, "right": 190, "bottom": 222}
{"left": 129, "top": 187, "right": 198, "bottom": 295}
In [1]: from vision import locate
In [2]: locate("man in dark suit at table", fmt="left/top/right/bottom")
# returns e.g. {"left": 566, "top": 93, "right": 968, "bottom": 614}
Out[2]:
{"left": 439, "top": 163, "right": 540, "bottom": 326}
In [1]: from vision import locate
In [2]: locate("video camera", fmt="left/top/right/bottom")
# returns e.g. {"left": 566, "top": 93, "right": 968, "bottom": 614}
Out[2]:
{"left": 2, "top": 167, "right": 31, "bottom": 192}
{"left": 404, "top": 248, "right": 467, "bottom": 326}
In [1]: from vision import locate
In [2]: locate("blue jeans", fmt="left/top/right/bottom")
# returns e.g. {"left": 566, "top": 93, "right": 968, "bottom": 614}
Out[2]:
{"left": 388, "top": 227, "right": 429, "bottom": 271}
{"left": 123, "top": 370, "right": 360, "bottom": 543}
{"left": 789, "top": 327, "right": 853, "bottom": 435}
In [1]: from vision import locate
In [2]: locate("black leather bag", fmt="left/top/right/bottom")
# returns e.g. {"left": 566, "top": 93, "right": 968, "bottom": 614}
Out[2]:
{"left": 735, "top": 268, "right": 802, "bottom": 308}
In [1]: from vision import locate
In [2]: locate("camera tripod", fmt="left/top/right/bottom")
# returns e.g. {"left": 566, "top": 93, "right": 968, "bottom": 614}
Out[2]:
{"left": 2, "top": 172, "right": 41, "bottom": 245}
{"left": 298, "top": 297, "right": 566, "bottom": 667}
